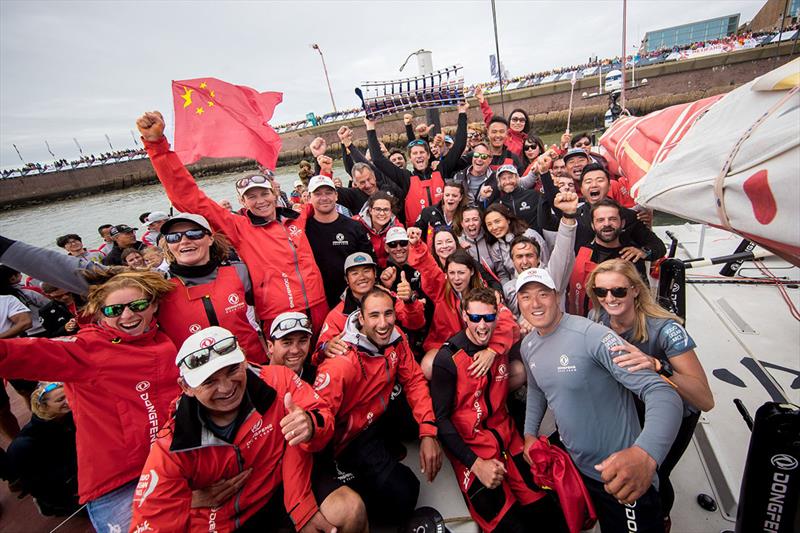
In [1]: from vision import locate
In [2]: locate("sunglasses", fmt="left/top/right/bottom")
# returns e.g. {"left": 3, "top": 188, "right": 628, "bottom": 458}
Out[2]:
{"left": 510, "top": 117, "right": 526, "bottom": 123}
{"left": 272, "top": 316, "right": 312, "bottom": 334}
{"left": 524, "top": 144, "right": 537, "bottom": 150}
{"left": 472, "top": 152, "right": 491, "bottom": 160}
{"left": 37, "top": 382, "right": 63, "bottom": 403}
{"left": 163, "top": 229, "right": 209, "bottom": 244}
{"left": 235, "top": 174, "right": 272, "bottom": 190}
{"left": 467, "top": 132, "right": 483, "bottom": 139}
{"left": 387, "top": 240, "right": 409, "bottom": 248}
{"left": 466, "top": 312, "right": 497, "bottom": 323}
{"left": 592, "top": 286, "right": 632, "bottom": 298}
{"left": 574, "top": 141, "right": 592, "bottom": 148}
{"left": 179, "top": 336, "right": 239, "bottom": 370}
{"left": 101, "top": 298, "right": 152, "bottom": 318}
{"left": 407, "top": 139, "right": 427, "bottom": 149}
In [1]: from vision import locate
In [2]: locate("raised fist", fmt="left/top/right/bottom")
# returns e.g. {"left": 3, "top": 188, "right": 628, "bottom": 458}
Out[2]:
{"left": 309, "top": 137, "right": 327, "bottom": 158}
{"left": 136, "top": 111, "right": 166, "bottom": 142}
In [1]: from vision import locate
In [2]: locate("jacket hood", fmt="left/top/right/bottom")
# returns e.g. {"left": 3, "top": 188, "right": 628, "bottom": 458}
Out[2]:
{"left": 340, "top": 310, "right": 401, "bottom": 355}
{"left": 356, "top": 203, "right": 396, "bottom": 236}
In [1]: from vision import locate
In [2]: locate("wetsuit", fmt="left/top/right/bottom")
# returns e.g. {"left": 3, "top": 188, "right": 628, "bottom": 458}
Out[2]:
{"left": 522, "top": 313, "right": 683, "bottom": 533}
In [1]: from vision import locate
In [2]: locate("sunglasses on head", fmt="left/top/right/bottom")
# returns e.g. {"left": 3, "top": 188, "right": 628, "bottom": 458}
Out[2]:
{"left": 101, "top": 298, "right": 152, "bottom": 318}
{"left": 407, "top": 139, "right": 427, "bottom": 149}
{"left": 466, "top": 312, "right": 497, "bottom": 323}
{"left": 592, "top": 286, "right": 632, "bottom": 298}
{"left": 179, "top": 336, "right": 239, "bottom": 370}
{"left": 273, "top": 316, "right": 312, "bottom": 334}
{"left": 163, "top": 229, "right": 209, "bottom": 244}
{"left": 235, "top": 174, "right": 271, "bottom": 190}
{"left": 472, "top": 152, "right": 490, "bottom": 160}
{"left": 387, "top": 240, "right": 409, "bottom": 249}
{"left": 37, "top": 382, "right": 63, "bottom": 403}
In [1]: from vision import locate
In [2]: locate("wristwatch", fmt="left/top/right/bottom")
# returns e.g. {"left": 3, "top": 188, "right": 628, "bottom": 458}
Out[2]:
{"left": 655, "top": 358, "right": 674, "bottom": 377}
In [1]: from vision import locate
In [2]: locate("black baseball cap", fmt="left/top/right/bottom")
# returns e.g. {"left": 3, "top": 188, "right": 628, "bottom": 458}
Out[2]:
{"left": 109, "top": 224, "right": 138, "bottom": 237}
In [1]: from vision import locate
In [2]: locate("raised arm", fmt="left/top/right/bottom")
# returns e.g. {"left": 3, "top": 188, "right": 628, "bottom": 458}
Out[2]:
{"left": 0, "top": 335, "right": 98, "bottom": 382}
{"left": 438, "top": 103, "right": 469, "bottom": 179}
{"left": 406, "top": 229, "right": 446, "bottom": 303}
{"left": 0, "top": 236, "right": 95, "bottom": 296}
{"left": 365, "top": 118, "right": 411, "bottom": 194}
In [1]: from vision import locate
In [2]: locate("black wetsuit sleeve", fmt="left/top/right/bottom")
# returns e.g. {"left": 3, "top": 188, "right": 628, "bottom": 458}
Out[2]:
{"left": 439, "top": 113, "right": 468, "bottom": 179}
{"left": 414, "top": 209, "right": 429, "bottom": 233}
{"left": 540, "top": 171, "right": 559, "bottom": 206}
{"left": 336, "top": 187, "right": 365, "bottom": 214}
{"left": 342, "top": 144, "right": 354, "bottom": 176}
{"left": 405, "top": 123, "right": 416, "bottom": 144}
{"left": 431, "top": 349, "right": 478, "bottom": 469}
{"left": 367, "top": 129, "right": 411, "bottom": 195}
{"left": 538, "top": 195, "right": 560, "bottom": 232}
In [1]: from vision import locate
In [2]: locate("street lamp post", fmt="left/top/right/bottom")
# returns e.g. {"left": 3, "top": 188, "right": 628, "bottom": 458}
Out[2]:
{"left": 311, "top": 43, "right": 337, "bottom": 113}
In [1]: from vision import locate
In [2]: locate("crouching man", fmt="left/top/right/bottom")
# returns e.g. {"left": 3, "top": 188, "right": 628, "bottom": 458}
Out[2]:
{"left": 129, "top": 326, "right": 342, "bottom": 533}
{"left": 314, "top": 288, "right": 443, "bottom": 526}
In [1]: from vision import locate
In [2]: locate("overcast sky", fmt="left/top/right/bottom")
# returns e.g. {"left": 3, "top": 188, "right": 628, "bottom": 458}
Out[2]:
{"left": 0, "top": 0, "right": 764, "bottom": 169}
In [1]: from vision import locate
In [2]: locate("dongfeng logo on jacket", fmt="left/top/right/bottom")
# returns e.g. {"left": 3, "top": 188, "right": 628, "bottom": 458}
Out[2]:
{"left": 333, "top": 233, "right": 350, "bottom": 246}
{"left": 557, "top": 354, "right": 576, "bottom": 373}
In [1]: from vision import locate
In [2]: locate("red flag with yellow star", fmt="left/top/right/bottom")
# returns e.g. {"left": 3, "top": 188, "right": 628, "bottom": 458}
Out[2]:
{"left": 172, "top": 77, "right": 283, "bottom": 168}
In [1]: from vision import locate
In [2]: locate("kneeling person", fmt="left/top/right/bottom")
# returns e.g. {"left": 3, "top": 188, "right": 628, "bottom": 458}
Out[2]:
{"left": 130, "top": 326, "right": 336, "bottom": 533}
{"left": 432, "top": 288, "right": 567, "bottom": 532}
{"left": 314, "top": 289, "right": 443, "bottom": 525}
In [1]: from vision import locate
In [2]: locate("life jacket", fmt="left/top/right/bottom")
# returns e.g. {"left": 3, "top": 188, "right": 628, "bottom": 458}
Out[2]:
{"left": 440, "top": 334, "right": 545, "bottom": 531}
{"left": 158, "top": 265, "right": 267, "bottom": 363}
{"left": 405, "top": 170, "right": 444, "bottom": 224}
{"left": 489, "top": 154, "right": 516, "bottom": 172}
{"left": 568, "top": 247, "right": 596, "bottom": 317}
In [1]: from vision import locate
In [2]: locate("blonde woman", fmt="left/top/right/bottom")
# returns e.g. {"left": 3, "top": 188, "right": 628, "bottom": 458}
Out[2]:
{"left": 0, "top": 270, "right": 178, "bottom": 532}
{"left": 586, "top": 258, "right": 714, "bottom": 525}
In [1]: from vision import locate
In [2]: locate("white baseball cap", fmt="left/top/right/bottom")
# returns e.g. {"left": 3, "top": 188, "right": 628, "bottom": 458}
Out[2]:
{"left": 176, "top": 326, "right": 245, "bottom": 387}
{"left": 269, "top": 311, "right": 313, "bottom": 339}
{"left": 308, "top": 175, "right": 336, "bottom": 193}
{"left": 160, "top": 212, "right": 211, "bottom": 233}
{"left": 515, "top": 268, "right": 556, "bottom": 293}
{"left": 144, "top": 211, "right": 170, "bottom": 224}
{"left": 235, "top": 174, "right": 273, "bottom": 197}
{"left": 496, "top": 164, "right": 519, "bottom": 176}
{"left": 385, "top": 226, "right": 409, "bottom": 244}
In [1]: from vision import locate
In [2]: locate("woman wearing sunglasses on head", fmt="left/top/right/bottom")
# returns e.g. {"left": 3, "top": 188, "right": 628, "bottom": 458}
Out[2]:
{"left": 586, "top": 259, "right": 714, "bottom": 526}
{"left": 406, "top": 227, "right": 518, "bottom": 381}
{"left": 0, "top": 269, "right": 178, "bottom": 532}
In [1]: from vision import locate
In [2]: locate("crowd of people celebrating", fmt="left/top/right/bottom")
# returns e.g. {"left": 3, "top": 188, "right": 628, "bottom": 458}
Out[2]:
{"left": 0, "top": 95, "right": 715, "bottom": 533}
{"left": 1, "top": 148, "right": 147, "bottom": 179}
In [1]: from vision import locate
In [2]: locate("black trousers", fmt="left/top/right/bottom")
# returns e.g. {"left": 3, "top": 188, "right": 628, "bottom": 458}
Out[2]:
{"left": 582, "top": 475, "right": 664, "bottom": 533}
{"left": 658, "top": 411, "right": 700, "bottom": 515}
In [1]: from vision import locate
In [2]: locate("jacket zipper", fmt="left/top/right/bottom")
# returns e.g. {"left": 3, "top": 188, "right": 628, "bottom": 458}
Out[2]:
{"left": 233, "top": 445, "right": 244, "bottom": 529}
{"left": 281, "top": 224, "right": 311, "bottom": 311}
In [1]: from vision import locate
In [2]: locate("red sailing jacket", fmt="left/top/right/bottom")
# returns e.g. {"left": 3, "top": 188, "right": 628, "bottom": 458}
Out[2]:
{"left": 408, "top": 241, "right": 519, "bottom": 353}
{"left": 480, "top": 100, "right": 526, "bottom": 157}
{"left": 315, "top": 289, "right": 426, "bottom": 358}
{"left": 158, "top": 265, "right": 266, "bottom": 364}
{"left": 0, "top": 323, "right": 179, "bottom": 503}
{"left": 568, "top": 247, "right": 596, "bottom": 317}
{"left": 129, "top": 365, "right": 333, "bottom": 533}
{"left": 313, "top": 314, "right": 437, "bottom": 455}
{"left": 436, "top": 333, "right": 545, "bottom": 531}
{"left": 144, "top": 137, "right": 326, "bottom": 322}
{"left": 405, "top": 170, "right": 444, "bottom": 224}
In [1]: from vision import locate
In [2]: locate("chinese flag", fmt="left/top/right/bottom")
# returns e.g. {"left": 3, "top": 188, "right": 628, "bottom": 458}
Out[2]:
{"left": 172, "top": 77, "right": 283, "bottom": 168}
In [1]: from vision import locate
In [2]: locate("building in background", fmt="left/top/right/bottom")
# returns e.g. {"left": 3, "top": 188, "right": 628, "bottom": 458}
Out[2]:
{"left": 641, "top": 14, "right": 741, "bottom": 53}
{"left": 749, "top": 0, "right": 800, "bottom": 32}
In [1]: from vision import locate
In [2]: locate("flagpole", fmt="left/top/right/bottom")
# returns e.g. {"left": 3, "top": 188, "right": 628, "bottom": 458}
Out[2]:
{"left": 566, "top": 71, "right": 577, "bottom": 134}
{"left": 12, "top": 144, "right": 25, "bottom": 164}
{"left": 621, "top": 0, "right": 627, "bottom": 112}
{"left": 73, "top": 137, "right": 84, "bottom": 156}
{"left": 130, "top": 130, "right": 140, "bottom": 147}
{"left": 45, "top": 140, "right": 56, "bottom": 158}
{"left": 490, "top": 0, "right": 506, "bottom": 116}
{"left": 311, "top": 44, "right": 337, "bottom": 113}
{"left": 105, "top": 134, "right": 114, "bottom": 151}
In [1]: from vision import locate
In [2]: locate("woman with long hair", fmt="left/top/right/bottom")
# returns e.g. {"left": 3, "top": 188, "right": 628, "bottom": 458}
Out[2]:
{"left": 414, "top": 180, "right": 467, "bottom": 241}
{"left": 353, "top": 191, "right": 403, "bottom": 268}
{"left": 483, "top": 203, "right": 549, "bottom": 284}
{"left": 0, "top": 269, "right": 178, "bottom": 532}
{"left": 586, "top": 259, "right": 714, "bottom": 526}
{"left": 474, "top": 85, "right": 529, "bottom": 157}
{"left": 522, "top": 135, "right": 545, "bottom": 172}
{"left": 407, "top": 227, "right": 518, "bottom": 380}
{"left": 7, "top": 382, "right": 80, "bottom": 516}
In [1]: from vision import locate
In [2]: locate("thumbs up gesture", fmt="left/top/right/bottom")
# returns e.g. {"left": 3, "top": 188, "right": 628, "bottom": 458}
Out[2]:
{"left": 396, "top": 270, "right": 412, "bottom": 302}
{"left": 280, "top": 392, "right": 313, "bottom": 446}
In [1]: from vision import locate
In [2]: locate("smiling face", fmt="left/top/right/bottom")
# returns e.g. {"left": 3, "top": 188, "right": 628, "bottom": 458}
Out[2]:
{"left": 488, "top": 122, "right": 508, "bottom": 150}
{"left": 124, "top": 251, "right": 146, "bottom": 268}
{"left": 509, "top": 112, "right": 527, "bottom": 133}
{"left": 353, "top": 168, "right": 377, "bottom": 195}
{"left": 554, "top": 175, "right": 576, "bottom": 193}
{"left": 346, "top": 265, "right": 376, "bottom": 299}
{"left": 498, "top": 171, "right": 519, "bottom": 193}
{"left": 592, "top": 271, "right": 638, "bottom": 320}
{"left": 268, "top": 332, "right": 311, "bottom": 374}
{"left": 511, "top": 242, "right": 539, "bottom": 273}
{"left": 182, "top": 362, "right": 247, "bottom": 424}
{"left": 461, "top": 208, "right": 482, "bottom": 239}
{"left": 467, "top": 128, "right": 484, "bottom": 149}
{"left": 310, "top": 186, "right": 337, "bottom": 215}
{"left": 41, "top": 387, "right": 70, "bottom": 417}
{"left": 165, "top": 221, "right": 213, "bottom": 266}
{"left": 552, "top": 158, "right": 567, "bottom": 178}
{"left": 441, "top": 185, "right": 462, "bottom": 213}
{"left": 358, "top": 292, "right": 396, "bottom": 347}
{"left": 581, "top": 169, "right": 610, "bottom": 205}
{"left": 462, "top": 300, "right": 498, "bottom": 346}
{"left": 517, "top": 283, "right": 561, "bottom": 335}
{"left": 369, "top": 199, "right": 392, "bottom": 229}
{"left": 100, "top": 286, "right": 157, "bottom": 336}
{"left": 484, "top": 211, "right": 510, "bottom": 239}
{"left": 409, "top": 145, "right": 430, "bottom": 171}
{"left": 389, "top": 152, "right": 406, "bottom": 168}
{"left": 240, "top": 186, "right": 276, "bottom": 220}
{"left": 433, "top": 232, "right": 457, "bottom": 263}
{"left": 471, "top": 144, "right": 490, "bottom": 174}
{"left": 385, "top": 240, "right": 409, "bottom": 264}
{"left": 63, "top": 237, "right": 84, "bottom": 255}
{"left": 565, "top": 154, "right": 589, "bottom": 181}
{"left": 524, "top": 143, "right": 541, "bottom": 162}
{"left": 591, "top": 205, "right": 623, "bottom": 245}
{"left": 446, "top": 262, "right": 473, "bottom": 293}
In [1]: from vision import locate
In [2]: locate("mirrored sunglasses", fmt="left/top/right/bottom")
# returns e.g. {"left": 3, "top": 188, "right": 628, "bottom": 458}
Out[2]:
{"left": 466, "top": 312, "right": 497, "bottom": 323}
{"left": 179, "top": 336, "right": 239, "bottom": 370}
{"left": 101, "top": 298, "right": 152, "bottom": 318}
{"left": 163, "top": 229, "right": 209, "bottom": 244}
